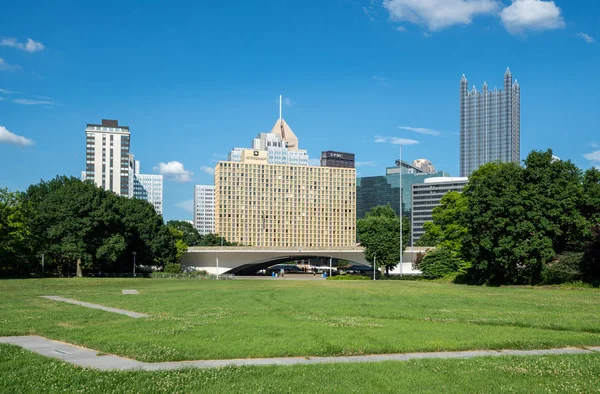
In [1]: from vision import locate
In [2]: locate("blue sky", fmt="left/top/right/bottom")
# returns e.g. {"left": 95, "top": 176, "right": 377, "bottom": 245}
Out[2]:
{"left": 1, "top": 0, "right": 599, "bottom": 221}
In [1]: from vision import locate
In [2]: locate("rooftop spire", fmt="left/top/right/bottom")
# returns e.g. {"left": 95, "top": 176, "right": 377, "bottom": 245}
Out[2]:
{"left": 279, "top": 94, "right": 282, "bottom": 122}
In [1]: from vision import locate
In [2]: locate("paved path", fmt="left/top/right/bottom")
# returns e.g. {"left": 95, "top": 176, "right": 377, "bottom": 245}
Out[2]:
{"left": 0, "top": 336, "right": 598, "bottom": 371}
{"left": 39, "top": 296, "right": 149, "bottom": 318}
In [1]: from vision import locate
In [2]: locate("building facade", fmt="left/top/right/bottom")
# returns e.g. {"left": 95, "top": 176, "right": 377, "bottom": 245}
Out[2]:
{"left": 133, "top": 173, "right": 163, "bottom": 215}
{"left": 357, "top": 163, "right": 451, "bottom": 221}
{"left": 411, "top": 177, "right": 469, "bottom": 245}
{"left": 228, "top": 119, "right": 309, "bottom": 166}
{"left": 194, "top": 185, "right": 215, "bottom": 235}
{"left": 320, "top": 151, "right": 355, "bottom": 168}
{"left": 460, "top": 68, "right": 520, "bottom": 177}
{"left": 85, "top": 119, "right": 131, "bottom": 196}
{"left": 215, "top": 149, "right": 356, "bottom": 247}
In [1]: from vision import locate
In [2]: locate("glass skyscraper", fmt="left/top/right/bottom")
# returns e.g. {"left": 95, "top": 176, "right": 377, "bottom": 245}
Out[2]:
{"left": 460, "top": 68, "right": 520, "bottom": 177}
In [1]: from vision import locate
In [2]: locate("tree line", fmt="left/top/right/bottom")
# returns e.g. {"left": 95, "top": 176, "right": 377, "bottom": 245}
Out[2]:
{"left": 415, "top": 149, "right": 600, "bottom": 286}
{"left": 0, "top": 176, "right": 233, "bottom": 277}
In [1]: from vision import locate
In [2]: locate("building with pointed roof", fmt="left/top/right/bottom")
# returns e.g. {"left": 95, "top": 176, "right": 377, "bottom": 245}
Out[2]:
{"left": 228, "top": 114, "right": 309, "bottom": 166}
{"left": 460, "top": 68, "right": 520, "bottom": 176}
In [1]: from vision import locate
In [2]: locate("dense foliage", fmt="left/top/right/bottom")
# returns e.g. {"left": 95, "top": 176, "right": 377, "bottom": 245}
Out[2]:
{"left": 419, "top": 149, "right": 600, "bottom": 286}
{"left": 357, "top": 205, "right": 410, "bottom": 275}
{"left": 1, "top": 177, "right": 177, "bottom": 277}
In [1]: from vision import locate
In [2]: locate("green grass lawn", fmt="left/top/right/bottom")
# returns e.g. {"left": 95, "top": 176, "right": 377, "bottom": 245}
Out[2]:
{"left": 1, "top": 344, "right": 599, "bottom": 393}
{"left": 1, "top": 278, "right": 600, "bottom": 362}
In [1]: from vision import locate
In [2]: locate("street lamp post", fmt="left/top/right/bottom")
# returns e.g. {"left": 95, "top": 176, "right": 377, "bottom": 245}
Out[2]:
{"left": 373, "top": 253, "right": 377, "bottom": 281}
{"left": 132, "top": 252, "right": 137, "bottom": 278}
{"left": 329, "top": 257, "right": 332, "bottom": 278}
{"left": 216, "top": 257, "right": 219, "bottom": 280}
{"left": 399, "top": 144, "right": 403, "bottom": 277}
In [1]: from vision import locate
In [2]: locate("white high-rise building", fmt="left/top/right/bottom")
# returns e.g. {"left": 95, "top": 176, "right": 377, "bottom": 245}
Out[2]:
{"left": 194, "top": 185, "right": 215, "bottom": 235}
{"left": 130, "top": 160, "right": 163, "bottom": 215}
{"left": 85, "top": 119, "right": 131, "bottom": 196}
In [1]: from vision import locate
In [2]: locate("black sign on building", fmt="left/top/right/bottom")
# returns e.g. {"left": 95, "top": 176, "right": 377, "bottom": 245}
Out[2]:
{"left": 320, "top": 151, "right": 355, "bottom": 168}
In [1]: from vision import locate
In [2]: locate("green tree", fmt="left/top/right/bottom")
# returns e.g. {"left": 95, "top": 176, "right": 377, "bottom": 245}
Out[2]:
{"left": 167, "top": 220, "right": 202, "bottom": 246}
{"left": 24, "top": 176, "right": 177, "bottom": 275}
{"left": 416, "top": 191, "right": 468, "bottom": 251}
{"left": 0, "top": 189, "right": 33, "bottom": 276}
{"left": 462, "top": 150, "right": 587, "bottom": 285}
{"left": 168, "top": 227, "right": 188, "bottom": 261}
{"left": 357, "top": 205, "right": 410, "bottom": 275}
{"left": 199, "top": 233, "right": 237, "bottom": 246}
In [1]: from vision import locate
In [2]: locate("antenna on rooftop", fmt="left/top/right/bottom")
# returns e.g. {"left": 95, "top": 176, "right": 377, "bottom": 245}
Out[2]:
{"left": 279, "top": 94, "right": 282, "bottom": 122}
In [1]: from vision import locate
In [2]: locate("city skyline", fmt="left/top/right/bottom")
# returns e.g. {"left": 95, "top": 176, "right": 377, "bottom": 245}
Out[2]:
{"left": 1, "top": 1, "right": 599, "bottom": 221}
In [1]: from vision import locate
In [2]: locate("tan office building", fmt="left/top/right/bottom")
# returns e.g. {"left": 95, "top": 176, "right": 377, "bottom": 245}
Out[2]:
{"left": 215, "top": 149, "right": 356, "bottom": 248}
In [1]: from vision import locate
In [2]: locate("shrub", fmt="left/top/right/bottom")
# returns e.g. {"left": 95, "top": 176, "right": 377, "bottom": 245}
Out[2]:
{"left": 163, "top": 263, "right": 183, "bottom": 274}
{"left": 419, "top": 247, "right": 469, "bottom": 279}
{"left": 542, "top": 252, "right": 583, "bottom": 285}
{"left": 328, "top": 275, "right": 372, "bottom": 280}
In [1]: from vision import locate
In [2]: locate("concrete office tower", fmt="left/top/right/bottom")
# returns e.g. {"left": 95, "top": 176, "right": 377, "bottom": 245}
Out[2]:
{"left": 194, "top": 185, "right": 215, "bottom": 235}
{"left": 460, "top": 68, "right": 520, "bottom": 177}
{"left": 85, "top": 119, "right": 131, "bottom": 196}
{"left": 411, "top": 177, "right": 468, "bottom": 245}
{"left": 215, "top": 149, "right": 356, "bottom": 247}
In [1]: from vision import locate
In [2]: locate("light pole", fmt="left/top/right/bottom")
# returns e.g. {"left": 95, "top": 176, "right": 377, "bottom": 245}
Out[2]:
{"left": 132, "top": 252, "right": 137, "bottom": 278}
{"left": 329, "top": 257, "right": 332, "bottom": 278}
{"left": 216, "top": 257, "right": 219, "bottom": 280}
{"left": 373, "top": 253, "right": 376, "bottom": 281}
{"left": 399, "top": 144, "right": 403, "bottom": 277}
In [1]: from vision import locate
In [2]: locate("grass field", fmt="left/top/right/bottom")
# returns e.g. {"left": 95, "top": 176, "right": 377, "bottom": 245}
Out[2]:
{"left": 2, "top": 344, "right": 600, "bottom": 393}
{"left": 1, "top": 278, "right": 600, "bottom": 362}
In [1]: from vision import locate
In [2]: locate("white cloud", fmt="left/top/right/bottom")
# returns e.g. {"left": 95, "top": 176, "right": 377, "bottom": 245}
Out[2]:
{"left": 500, "top": 0, "right": 565, "bottom": 34}
{"left": 200, "top": 165, "right": 215, "bottom": 176}
{"left": 0, "top": 88, "right": 17, "bottom": 94}
{"left": 372, "top": 75, "right": 386, "bottom": 82}
{"left": 13, "top": 98, "right": 55, "bottom": 105}
{"left": 374, "top": 136, "right": 419, "bottom": 145}
{"left": 0, "top": 58, "right": 21, "bottom": 72}
{"left": 153, "top": 161, "right": 193, "bottom": 182}
{"left": 584, "top": 150, "right": 600, "bottom": 163}
{"left": 0, "top": 126, "right": 35, "bottom": 146}
{"left": 356, "top": 161, "right": 377, "bottom": 167}
{"left": 1, "top": 37, "right": 45, "bottom": 52}
{"left": 396, "top": 26, "right": 407, "bottom": 32}
{"left": 590, "top": 142, "right": 600, "bottom": 148}
{"left": 283, "top": 97, "right": 293, "bottom": 107}
{"left": 423, "top": 32, "right": 432, "bottom": 37}
{"left": 577, "top": 32, "right": 595, "bottom": 44}
{"left": 383, "top": 0, "right": 499, "bottom": 31}
{"left": 399, "top": 126, "right": 441, "bottom": 136}
{"left": 175, "top": 199, "right": 194, "bottom": 213}
{"left": 308, "top": 158, "right": 321, "bottom": 166}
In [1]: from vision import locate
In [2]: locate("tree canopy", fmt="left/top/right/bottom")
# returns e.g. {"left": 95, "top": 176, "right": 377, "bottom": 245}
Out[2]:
{"left": 1, "top": 176, "right": 178, "bottom": 277}
{"left": 418, "top": 149, "right": 600, "bottom": 286}
{"left": 357, "top": 205, "right": 410, "bottom": 275}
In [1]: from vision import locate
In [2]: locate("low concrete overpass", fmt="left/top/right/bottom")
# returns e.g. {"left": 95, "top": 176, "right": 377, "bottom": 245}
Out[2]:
{"left": 181, "top": 246, "right": 429, "bottom": 275}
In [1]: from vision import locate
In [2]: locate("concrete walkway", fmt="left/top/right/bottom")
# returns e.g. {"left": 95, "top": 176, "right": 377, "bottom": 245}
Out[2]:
{"left": 39, "top": 296, "right": 149, "bottom": 318}
{"left": 1, "top": 336, "right": 598, "bottom": 372}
